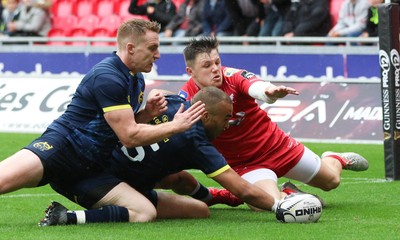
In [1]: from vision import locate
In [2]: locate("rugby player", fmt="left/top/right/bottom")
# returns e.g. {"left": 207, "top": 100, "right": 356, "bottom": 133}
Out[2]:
{"left": 164, "top": 37, "right": 369, "bottom": 210}
{"left": 39, "top": 87, "right": 280, "bottom": 226}
{"left": 0, "top": 19, "right": 205, "bottom": 222}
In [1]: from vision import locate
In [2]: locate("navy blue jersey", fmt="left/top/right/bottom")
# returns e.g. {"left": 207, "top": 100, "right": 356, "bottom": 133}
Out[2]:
{"left": 108, "top": 95, "right": 230, "bottom": 192}
{"left": 48, "top": 52, "right": 145, "bottom": 164}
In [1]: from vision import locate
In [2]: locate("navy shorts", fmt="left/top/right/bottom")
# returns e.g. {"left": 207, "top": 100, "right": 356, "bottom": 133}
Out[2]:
{"left": 50, "top": 174, "right": 158, "bottom": 209}
{"left": 24, "top": 129, "right": 105, "bottom": 186}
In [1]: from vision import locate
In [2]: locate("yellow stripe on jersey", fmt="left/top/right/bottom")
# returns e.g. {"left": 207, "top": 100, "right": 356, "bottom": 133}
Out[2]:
{"left": 103, "top": 104, "right": 131, "bottom": 113}
{"left": 207, "top": 165, "right": 231, "bottom": 178}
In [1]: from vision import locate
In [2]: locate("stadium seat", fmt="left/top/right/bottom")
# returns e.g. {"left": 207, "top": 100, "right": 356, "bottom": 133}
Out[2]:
{"left": 52, "top": 15, "right": 78, "bottom": 36}
{"left": 51, "top": 0, "right": 76, "bottom": 18}
{"left": 330, "top": 0, "right": 345, "bottom": 26}
{"left": 172, "top": 0, "right": 185, "bottom": 9}
{"left": 98, "top": 15, "right": 122, "bottom": 34}
{"left": 94, "top": 0, "right": 115, "bottom": 18}
{"left": 47, "top": 28, "right": 67, "bottom": 45}
{"left": 115, "top": 0, "right": 133, "bottom": 18}
{"left": 69, "top": 28, "right": 90, "bottom": 46}
{"left": 73, "top": 0, "right": 96, "bottom": 18}
{"left": 76, "top": 14, "right": 100, "bottom": 35}
{"left": 91, "top": 28, "right": 113, "bottom": 46}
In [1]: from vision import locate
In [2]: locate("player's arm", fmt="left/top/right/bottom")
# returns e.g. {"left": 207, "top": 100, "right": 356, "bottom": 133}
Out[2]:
{"left": 104, "top": 101, "right": 205, "bottom": 148}
{"left": 248, "top": 81, "right": 299, "bottom": 104}
{"left": 211, "top": 168, "right": 278, "bottom": 212}
{"left": 135, "top": 89, "right": 177, "bottom": 123}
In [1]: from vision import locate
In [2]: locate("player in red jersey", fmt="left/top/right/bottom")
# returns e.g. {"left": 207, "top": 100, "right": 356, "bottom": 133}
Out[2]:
{"left": 166, "top": 37, "right": 369, "bottom": 210}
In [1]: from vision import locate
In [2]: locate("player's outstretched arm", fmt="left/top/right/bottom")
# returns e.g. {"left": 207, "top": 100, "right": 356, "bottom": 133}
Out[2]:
{"left": 105, "top": 101, "right": 205, "bottom": 148}
{"left": 212, "top": 168, "right": 278, "bottom": 212}
{"left": 264, "top": 85, "right": 299, "bottom": 102}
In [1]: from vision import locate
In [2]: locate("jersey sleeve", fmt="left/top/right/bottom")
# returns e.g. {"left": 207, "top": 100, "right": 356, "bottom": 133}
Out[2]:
{"left": 93, "top": 74, "right": 131, "bottom": 113}
{"left": 224, "top": 67, "right": 265, "bottom": 95}
{"left": 188, "top": 124, "right": 230, "bottom": 178}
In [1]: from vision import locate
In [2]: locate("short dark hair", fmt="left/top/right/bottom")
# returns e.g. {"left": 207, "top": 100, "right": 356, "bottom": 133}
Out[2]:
{"left": 183, "top": 37, "right": 219, "bottom": 67}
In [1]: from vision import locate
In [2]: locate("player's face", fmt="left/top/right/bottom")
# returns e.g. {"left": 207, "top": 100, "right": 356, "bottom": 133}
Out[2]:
{"left": 203, "top": 101, "right": 232, "bottom": 140}
{"left": 130, "top": 30, "right": 160, "bottom": 73}
{"left": 188, "top": 49, "right": 223, "bottom": 88}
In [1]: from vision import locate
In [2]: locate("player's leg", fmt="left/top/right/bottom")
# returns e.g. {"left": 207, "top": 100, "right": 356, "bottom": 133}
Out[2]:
{"left": 284, "top": 146, "right": 340, "bottom": 191}
{"left": 156, "top": 191, "right": 210, "bottom": 219}
{"left": 40, "top": 180, "right": 157, "bottom": 226}
{"left": 157, "top": 171, "right": 243, "bottom": 207}
{"left": 241, "top": 169, "right": 282, "bottom": 211}
{"left": 0, "top": 149, "right": 44, "bottom": 194}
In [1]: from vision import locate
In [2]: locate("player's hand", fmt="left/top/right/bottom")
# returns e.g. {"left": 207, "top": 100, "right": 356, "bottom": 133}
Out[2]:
{"left": 265, "top": 85, "right": 299, "bottom": 102}
{"left": 144, "top": 92, "right": 168, "bottom": 117}
{"left": 172, "top": 101, "right": 205, "bottom": 132}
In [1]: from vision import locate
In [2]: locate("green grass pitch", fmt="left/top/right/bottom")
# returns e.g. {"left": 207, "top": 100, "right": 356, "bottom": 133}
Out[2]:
{"left": 0, "top": 132, "right": 399, "bottom": 240}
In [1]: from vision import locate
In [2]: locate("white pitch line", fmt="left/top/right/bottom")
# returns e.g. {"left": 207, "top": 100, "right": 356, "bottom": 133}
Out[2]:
{"left": 0, "top": 193, "right": 58, "bottom": 199}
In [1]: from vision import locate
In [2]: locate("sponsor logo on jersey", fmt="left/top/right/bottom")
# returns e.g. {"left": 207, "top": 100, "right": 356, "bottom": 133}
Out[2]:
{"left": 178, "top": 90, "right": 188, "bottom": 99}
{"left": 33, "top": 141, "right": 53, "bottom": 151}
{"left": 224, "top": 67, "right": 240, "bottom": 77}
{"left": 241, "top": 70, "right": 256, "bottom": 79}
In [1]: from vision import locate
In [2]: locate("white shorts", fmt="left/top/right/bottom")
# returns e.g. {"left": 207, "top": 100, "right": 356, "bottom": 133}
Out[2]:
{"left": 240, "top": 146, "right": 321, "bottom": 184}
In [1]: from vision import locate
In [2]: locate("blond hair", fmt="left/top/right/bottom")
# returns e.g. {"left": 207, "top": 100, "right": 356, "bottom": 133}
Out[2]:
{"left": 117, "top": 19, "right": 161, "bottom": 50}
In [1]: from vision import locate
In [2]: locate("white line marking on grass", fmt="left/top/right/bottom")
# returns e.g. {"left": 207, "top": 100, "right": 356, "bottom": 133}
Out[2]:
{"left": 0, "top": 193, "right": 58, "bottom": 199}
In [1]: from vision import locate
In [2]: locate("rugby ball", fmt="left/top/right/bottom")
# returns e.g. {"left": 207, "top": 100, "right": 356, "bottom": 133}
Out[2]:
{"left": 275, "top": 193, "right": 322, "bottom": 223}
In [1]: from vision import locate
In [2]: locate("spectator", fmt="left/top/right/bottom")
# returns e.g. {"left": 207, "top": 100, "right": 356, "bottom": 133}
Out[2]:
{"left": 162, "top": 0, "right": 204, "bottom": 39}
{"left": 360, "top": 0, "right": 382, "bottom": 38}
{"left": 0, "top": 0, "right": 21, "bottom": 36}
{"left": 225, "top": 0, "right": 265, "bottom": 37}
{"left": 7, "top": 0, "right": 51, "bottom": 37}
{"left": 258, "top": 0, "right": 291, "bottom": 37}
{"left": 281, "top": 0, "right": 331, "bottom": 38}
{"left": 129, "top": 0, "right": 176, "bottom": 32}
{"left": 32, "top": 0, "right": 53, "bottom": 11}
{"left": 202, "top": 0, "right": 233, "bottom": 37}
{"left": 327, "top": 0, "right": 370, "bottom": 39}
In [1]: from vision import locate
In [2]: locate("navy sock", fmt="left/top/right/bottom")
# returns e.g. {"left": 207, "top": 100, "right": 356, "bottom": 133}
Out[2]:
{"left": 68, "top": 205, "right": 129, "bottom": 224}
{"left": 190, "top": 183, "right": 212, "bottom": 202}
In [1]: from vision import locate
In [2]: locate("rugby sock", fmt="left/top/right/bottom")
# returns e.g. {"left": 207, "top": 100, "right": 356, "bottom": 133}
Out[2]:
{"left": 189, "top": 182, "right": 212, "bottom": 202}
{"left": 67, "top": 206, "right": 129, "bottom": 224}
{"left": 325, "top": 154, "right": 347, "bottom": 168}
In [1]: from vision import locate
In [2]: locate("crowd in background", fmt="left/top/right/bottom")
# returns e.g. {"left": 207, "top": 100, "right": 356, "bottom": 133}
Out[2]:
{"left": 0, "top": 0, "right": 382, "bottom": 44}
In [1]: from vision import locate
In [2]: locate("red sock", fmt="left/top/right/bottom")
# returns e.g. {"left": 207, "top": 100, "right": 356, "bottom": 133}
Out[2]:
{"left": 282, "top": 188, "right": 296, "bottom": 195}
{"left": 325, "top": 154, "right": 347, "bottom": 168}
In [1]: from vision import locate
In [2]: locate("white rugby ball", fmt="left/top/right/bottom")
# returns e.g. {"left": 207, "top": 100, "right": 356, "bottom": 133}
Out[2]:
{"left": 275, "top": 193, "right": 322, "bottom": 223}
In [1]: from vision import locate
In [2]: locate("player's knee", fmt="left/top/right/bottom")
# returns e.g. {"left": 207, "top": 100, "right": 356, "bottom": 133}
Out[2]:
{"left": 193, "top": 201, "right": 211, "bottom": 218}
{"left": 127, "top": 207, "right": 157, "bottom": 222}
{"left": 320, "top": 176, "right": 340, "bottom": 191}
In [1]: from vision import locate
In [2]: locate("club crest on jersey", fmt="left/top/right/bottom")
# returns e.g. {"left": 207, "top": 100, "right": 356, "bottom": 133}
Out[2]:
{"left": 33, "top": 142, "right": 53, "bottom": 151}
{"left": 138, "top": 91, "right": 144, "bottom": 104}
{"left": 241, "top": 70, "right": 255, "bottom": 79}
{"left": 224, "top": 67, "right": 240, "bottom": 77}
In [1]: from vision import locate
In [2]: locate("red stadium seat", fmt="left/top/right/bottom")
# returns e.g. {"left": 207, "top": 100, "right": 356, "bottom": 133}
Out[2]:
{"left": 94, "top": 0, "right": 115, "bottom": 18}
{"left": 91, "top": 28, "right": 113, "bottom": 46}
{"left": 76, "top": 14, "right": 100, "bottom": 35}
{"left": 47, "top": 28, "right": 67, "bottom": 45}
{"left": 73, "top": 0, "right": 96, "bottom": 18}
{"left": 98, "top": 15, "right": 122, "bottom": 34}
{"left": 330, "top": 0, "right": 345, "bottom": 26}
{"left": 51, "top": 0, "right": 76, "bottom": 17}
{"left": 115, "top": 0, "right": 133, "bottom": 18}
{"left": 69, "top": 28, "right": 90, "bottom": 46}
{"left": 52, "top": 15, "right": 78, "bottom": 36}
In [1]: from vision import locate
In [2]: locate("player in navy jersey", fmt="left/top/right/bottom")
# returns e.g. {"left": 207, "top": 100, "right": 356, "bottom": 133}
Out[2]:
{"left": 0, "top": 19, "right": 205, "bottom": 223}
{"left": 39, "top": 87, "right": 281, "bottom": 226}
